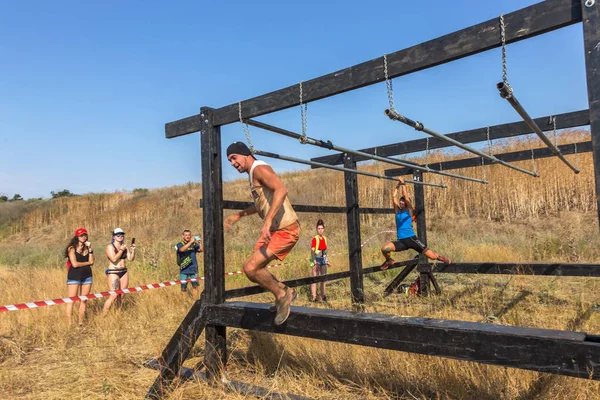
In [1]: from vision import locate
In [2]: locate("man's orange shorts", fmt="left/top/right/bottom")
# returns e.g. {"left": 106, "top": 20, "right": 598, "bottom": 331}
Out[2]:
{"left": 254, "top": 221, "right": 300, "bottom": 261}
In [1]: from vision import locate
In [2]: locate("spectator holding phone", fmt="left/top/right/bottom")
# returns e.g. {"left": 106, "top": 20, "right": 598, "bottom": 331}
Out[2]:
{"left": 176, "top": 229, "right": 203, "bottom": 297}
{"left": 64, "top": 227, "right": 94, "bottom": 326}
{"left": 102, "top": 228, "right": 136, "bottom": 314}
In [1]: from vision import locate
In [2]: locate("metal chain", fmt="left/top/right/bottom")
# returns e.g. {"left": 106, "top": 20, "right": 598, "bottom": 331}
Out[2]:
{"left": 439, "top": 158, "right": 445, "bottom": 186}
{"left": 238, "top": 101, "right": 255, "bottom": 154}
{"left": 551, "top": 116, "right": 557, "bottom": 147}
{"left": 299, "top": 82, "right": 308, "bottom": 144}
{"left": 531, "top": 148, "right": 537, "bottom": 175}
{"left": 481, "top": 157, "right": 487, "bottom": 181}
{"left": 574, "top": 142, "right": 579, "bottom": 170}
{"left": 384, "top": 54, "right": 395, "bottom": 111}
{"left": 486, "top": 127, "right": 493, "bottom": 155}
{"left": 374, "top": 148, "right": 381, "bottom": 176}
{"left": 425, "top": 137, "right": 430, "bottom": 168}
{"left": 500, "top": 14, "right": 508, "bottom": 85}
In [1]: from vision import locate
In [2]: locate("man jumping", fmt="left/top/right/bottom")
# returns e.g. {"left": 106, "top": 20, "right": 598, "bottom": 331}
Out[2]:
{"left": 224, "top": 142, "right": 300, "bottom": 325}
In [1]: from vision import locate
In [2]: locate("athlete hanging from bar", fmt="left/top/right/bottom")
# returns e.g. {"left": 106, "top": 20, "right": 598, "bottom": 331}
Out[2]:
{"left": 224, "top": 142, "right": 300, "bottom": 326}
{"left": 380, "top": 177, "right": 451, "bottom": 270}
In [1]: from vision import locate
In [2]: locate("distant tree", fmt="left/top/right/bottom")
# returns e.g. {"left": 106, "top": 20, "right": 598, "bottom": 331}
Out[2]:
{"left": 133, "top": 188, "right": 149, "bottom": 195}
{"left": 51, "top": 189, "right": 75, "bottom": 198}
{"left": 0, "top": 195, "right": 7, "bottom": 202}
{"left": 10, "top": 194, "right": 23, "bottom": 201}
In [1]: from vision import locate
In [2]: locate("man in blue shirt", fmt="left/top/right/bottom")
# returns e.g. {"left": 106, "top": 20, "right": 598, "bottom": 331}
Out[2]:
{"left": 176, "top": 229, "right": 203, "bottom": 297}
{"left": 380, "top": 177, "right": 451, "bottom": 270}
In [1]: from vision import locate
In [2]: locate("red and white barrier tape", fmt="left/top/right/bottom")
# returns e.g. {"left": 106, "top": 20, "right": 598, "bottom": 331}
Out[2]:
{"left": 0, "top": 230, "right": 395, "bottom": 313}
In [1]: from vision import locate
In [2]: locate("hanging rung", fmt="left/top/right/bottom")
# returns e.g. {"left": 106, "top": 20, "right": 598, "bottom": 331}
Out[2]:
{"left": 384, "top": 108, "right": 539, "bottom": 178}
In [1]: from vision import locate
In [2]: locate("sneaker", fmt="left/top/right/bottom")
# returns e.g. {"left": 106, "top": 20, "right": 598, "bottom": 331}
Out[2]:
{"left": 322, "top": 296, "right": 327, "bottom": 302}
{"left": 380, "top": 258, "right": 395, "bottom": 270}
{"left": 437, "top": 255, "right": 451, "bottom": 264}
{"left": 274, "top": 287, "right": 297, "bottom": 326}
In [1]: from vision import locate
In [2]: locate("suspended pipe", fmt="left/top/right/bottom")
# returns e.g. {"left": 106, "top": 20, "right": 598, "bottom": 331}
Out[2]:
{"left": 497, "top": 82, "right": 580, "bottom": 174}
{"left": 384, "top": 109, "right": 539, "bottom": 178}
{"left": 246, "top": 119, "right": 486, "bottom": 184}
{"left": 252, "top": 150, "right": 447, "bottom": 188}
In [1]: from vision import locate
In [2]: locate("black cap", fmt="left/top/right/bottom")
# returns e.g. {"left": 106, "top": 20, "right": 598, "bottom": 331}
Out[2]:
{"left": 226, "top": 142, "right": 252, "bottom": 157}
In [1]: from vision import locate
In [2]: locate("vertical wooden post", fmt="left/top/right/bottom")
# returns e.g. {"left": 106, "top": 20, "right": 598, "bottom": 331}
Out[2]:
{"left": 200, "top": 107, "right": 227, "bottom": 384}
{"left": 343, "top": 153, "right": 364, "bottom": 304}
{"left": 582, "top": 0, "right": 600, "bottom": 231}
{"left": 413, "top": 171, "right": 430, "bottom": 296}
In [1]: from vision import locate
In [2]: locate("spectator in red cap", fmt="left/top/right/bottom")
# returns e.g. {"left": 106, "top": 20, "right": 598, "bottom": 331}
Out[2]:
{"left": 64, "top": 227, "right": 95, "bottom": 326}
{"left": 103, "top": 227, "right": 136, "bottom": 314}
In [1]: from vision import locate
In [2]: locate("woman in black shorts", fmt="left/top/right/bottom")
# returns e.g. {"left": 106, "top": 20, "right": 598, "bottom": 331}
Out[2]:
{"left": 65, "top": 227, "right": 95, "bottom": 325}
{"left": 380, "top": 177, "right": 451, "bottom": 270}
{"left": 102, "top": 228, "right": 135, "bottom": 314}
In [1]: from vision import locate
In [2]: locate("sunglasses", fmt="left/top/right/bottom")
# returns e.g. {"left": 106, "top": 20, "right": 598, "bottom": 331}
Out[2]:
{"left": 114, "top": 233, "right": 125, "bottom": 237}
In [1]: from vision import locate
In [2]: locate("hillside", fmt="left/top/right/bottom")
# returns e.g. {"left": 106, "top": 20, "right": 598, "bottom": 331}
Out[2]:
{"left": 1, "top": 129, "right": 599, "bottom": 399}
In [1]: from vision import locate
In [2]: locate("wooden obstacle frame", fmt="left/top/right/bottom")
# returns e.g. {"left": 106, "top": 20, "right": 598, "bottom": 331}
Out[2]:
{"left": 147, "top": 1, "right": 600, "bottom": 397}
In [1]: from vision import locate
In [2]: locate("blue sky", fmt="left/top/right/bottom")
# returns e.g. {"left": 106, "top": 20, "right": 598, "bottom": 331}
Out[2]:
{"left": 0, "top": 0, "right": 589, "bottom": 199}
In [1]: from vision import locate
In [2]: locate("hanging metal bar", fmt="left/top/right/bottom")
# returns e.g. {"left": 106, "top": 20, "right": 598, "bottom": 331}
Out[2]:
{"left": 252, "top": 149, "right": 447, "bottom": 188}
{"left": 497, "top": 82, "right": 580, "bottom": 174}
{"left": 245, "top": 119, "right": 486, "bottom": 184}
{"left": 384, "top": 109, "right": 539, "bottom": 178}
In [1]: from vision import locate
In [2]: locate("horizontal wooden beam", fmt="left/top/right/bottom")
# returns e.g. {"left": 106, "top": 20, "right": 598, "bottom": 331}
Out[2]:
{"left": 207, "top": 302, "right": 600, "bottom": 380}
{"left": 200, "top": 199, "right": 394, "bottom": 215}
{"left": 145, "top": 359, "right": 311, "bottom": 400}
{"left": 225, "top": 260, "right": 417, "bottom": 299}
{"left": 385, "top": 141, "right": 592, "bottom": 175}
{"left": 166, "top": 0, "right": 582, "bottom": 137}
{"left": 434, "top": 262, "right": 600, "bottom": 276}
{"left": 313, "top": 109, "right": 590, "bottom": 166}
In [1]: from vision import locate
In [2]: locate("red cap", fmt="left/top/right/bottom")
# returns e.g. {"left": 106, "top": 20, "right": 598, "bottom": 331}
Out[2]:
{"left": 74, "top": 228, "right": 88, "bottom": 237}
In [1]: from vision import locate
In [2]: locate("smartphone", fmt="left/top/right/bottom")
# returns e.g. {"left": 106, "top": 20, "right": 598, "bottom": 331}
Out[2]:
{"left": 194, "top": 235, "right": 201, "bottom": 241}
{"left": 131, "top": 238, "right": 136, "bottom": 245}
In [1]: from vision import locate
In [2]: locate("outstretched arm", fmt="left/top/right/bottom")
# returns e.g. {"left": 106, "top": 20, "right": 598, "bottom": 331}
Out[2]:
{"left": 392, "top": 178, "right": 402, "bottom": 211}
{"left": 224, "top": 205, "right": 258, "bottom": 230}
{"left": 399, "top": 178, "right": 414, "bottom": 216}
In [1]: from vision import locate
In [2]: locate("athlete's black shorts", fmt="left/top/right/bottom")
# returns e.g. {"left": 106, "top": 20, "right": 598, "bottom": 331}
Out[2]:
{"left": 392, "top": 236, "right": 428, "bottom": 253}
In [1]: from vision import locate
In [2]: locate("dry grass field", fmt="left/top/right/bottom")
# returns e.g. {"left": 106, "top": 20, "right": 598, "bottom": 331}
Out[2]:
{"left": 1, "top": 130, "right": 599, "bottom": 399}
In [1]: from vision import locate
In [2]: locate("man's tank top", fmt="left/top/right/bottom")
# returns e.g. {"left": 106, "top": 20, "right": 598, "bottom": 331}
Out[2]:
{"left": 249, "top": 160, "right": 298, "bottom": 231}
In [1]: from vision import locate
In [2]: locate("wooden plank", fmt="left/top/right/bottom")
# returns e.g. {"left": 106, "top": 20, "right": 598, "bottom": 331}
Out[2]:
{"left": 314, "top": 109, "right": 590, "bottom": 166}
{"left": 224, "top": 260, "right": 418, "bottom": 300}
{"left": 582, "top": 0, "right": 600, "bottom": 230}
{"left": 200, "top": 199, "right": 395, "bottom": 214}
{"left": 385, "top": 141, "right": 592, "bottom": 176}
{"left": 344, "top": 153, "right": 364, "bottom": 304}
{"left": 434, "top": 262, "right": 600, "bottom": 276}
{"left": 383, "top": 262, "right": 418, "bottom": 297}
{"left": 200, "top": 107, "right": 227, "bottom": 384}
{"left": 165, "top": 0, "right": 582, "bottom": 137}
{"left": 206, "top": 302, "right": 600, "bottom": 380}
{"left": 145, "top": 359, "right": 313, "bottom": 400}
{"left": 146, "top": 298, "right": 208, "bottom": 399}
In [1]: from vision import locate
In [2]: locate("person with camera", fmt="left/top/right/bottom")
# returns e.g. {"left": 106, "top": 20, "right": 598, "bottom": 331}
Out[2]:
{"left": 176, "top": 229, "right": 203, "bottom": 297}
{"left": 102, "top": 228, "right": 135, "bottom": 314}
{"left": 65, "top": 227, "right": 95, "bottom": 326}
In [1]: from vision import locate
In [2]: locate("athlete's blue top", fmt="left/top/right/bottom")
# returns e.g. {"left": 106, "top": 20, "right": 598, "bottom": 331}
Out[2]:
{"left": 396, "top": 209, "right": 415, "bottom": 239}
